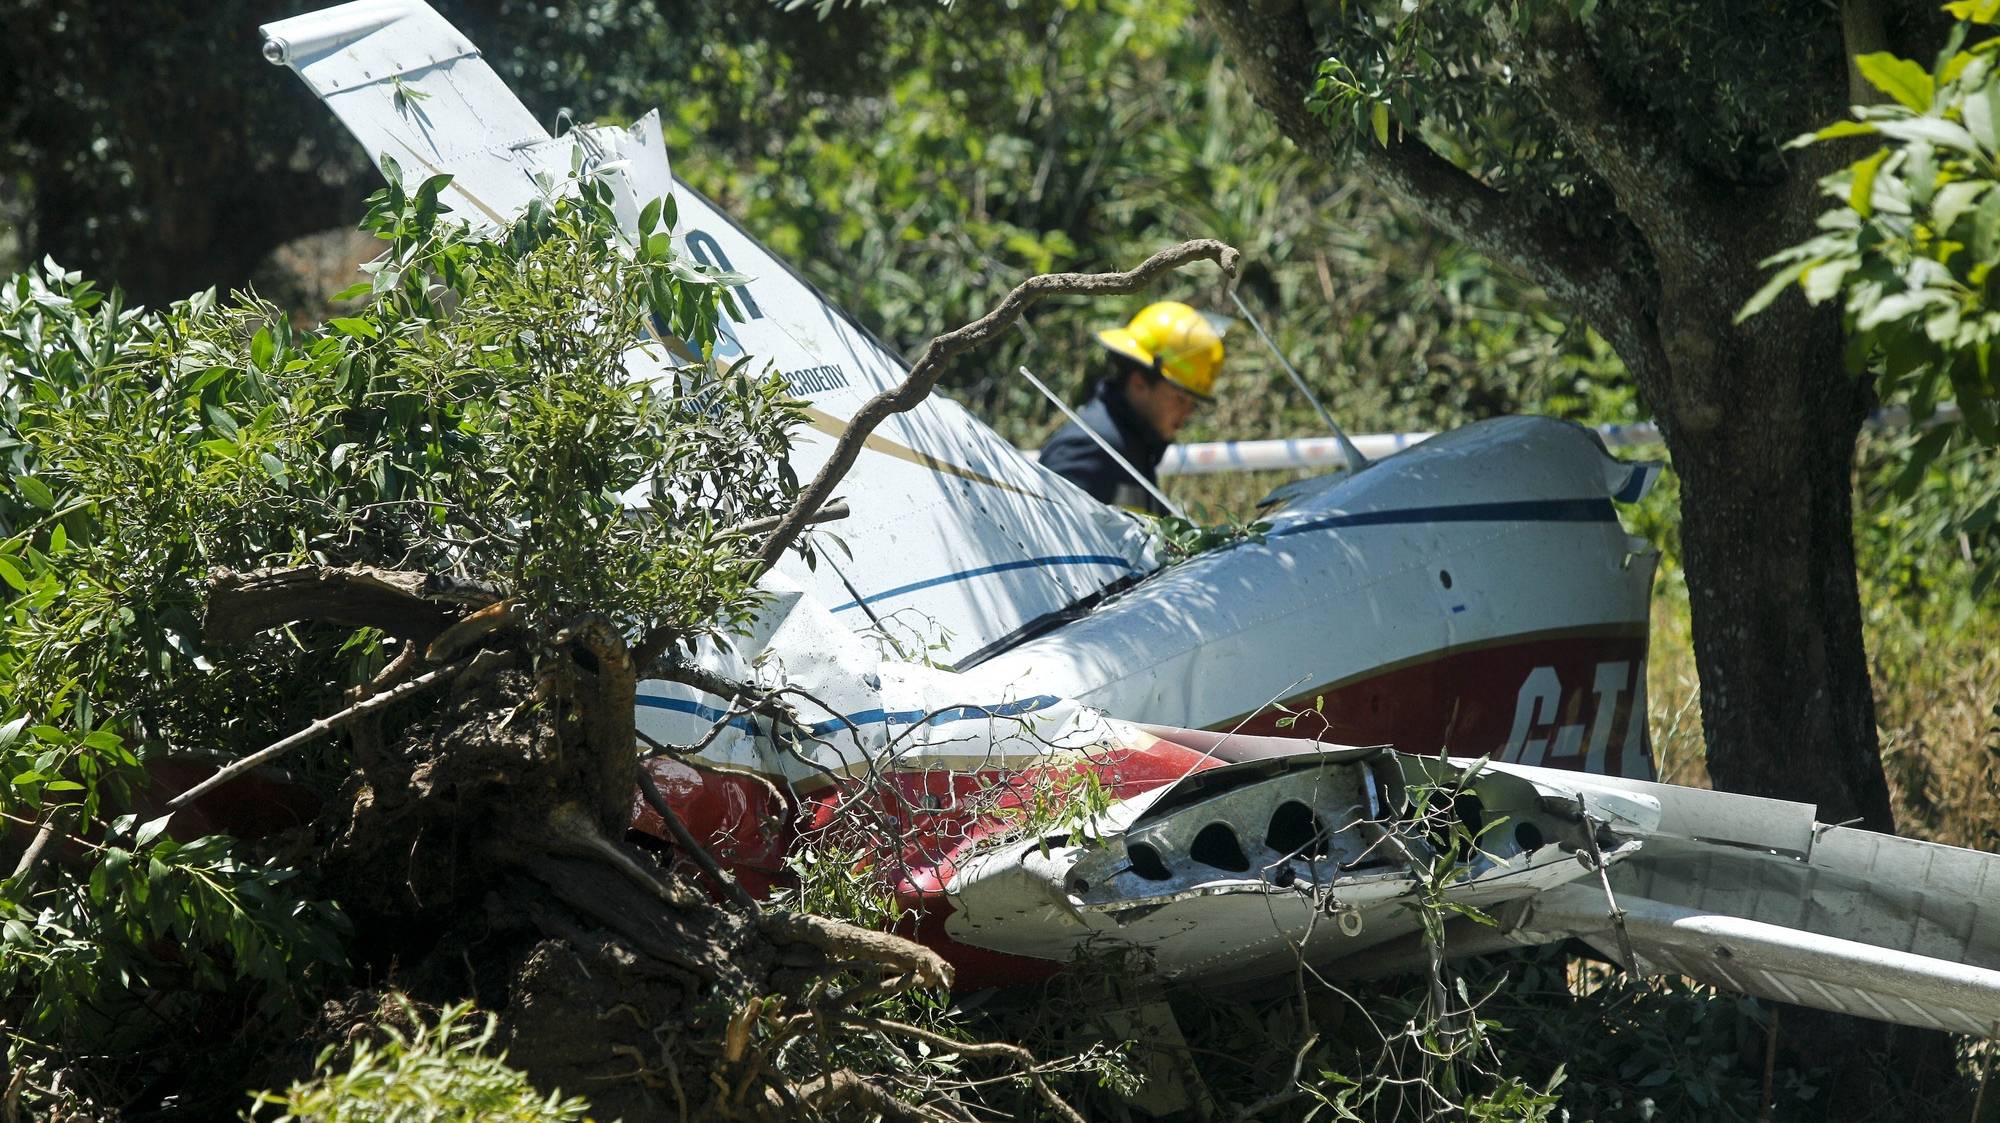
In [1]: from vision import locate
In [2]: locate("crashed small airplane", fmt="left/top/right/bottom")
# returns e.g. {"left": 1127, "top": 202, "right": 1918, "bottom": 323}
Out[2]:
{"left": 263, "top": 0, "right": 2000, "bottom": 1035}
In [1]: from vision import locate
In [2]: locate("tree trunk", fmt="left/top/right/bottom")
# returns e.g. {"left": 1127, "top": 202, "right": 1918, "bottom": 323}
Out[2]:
{"left": 1653, "top": 276, "right": 1894, "bottom": 830}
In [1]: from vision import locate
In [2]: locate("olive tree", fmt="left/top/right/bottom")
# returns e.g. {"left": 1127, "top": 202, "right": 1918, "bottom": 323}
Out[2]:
{"left": 1198, "top": 0, "right": 1948, "bottom": 827}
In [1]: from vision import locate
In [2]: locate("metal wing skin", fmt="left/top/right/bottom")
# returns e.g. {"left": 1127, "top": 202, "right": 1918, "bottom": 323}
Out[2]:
{"left": 259, "top": 0, "right": 1158, "bottom": 667}
{"left": 940, "top": 745, "right": 2000, "bottom": 1035}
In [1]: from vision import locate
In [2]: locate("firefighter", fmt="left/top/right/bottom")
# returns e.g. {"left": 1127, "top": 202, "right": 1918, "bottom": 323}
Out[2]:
{"left": 1039, "top": 301, "right": 1223, "bottom": 514}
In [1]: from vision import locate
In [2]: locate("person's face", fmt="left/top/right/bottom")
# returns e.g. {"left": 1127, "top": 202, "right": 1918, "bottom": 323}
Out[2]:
{"left": 1126, "top": 372, "right": 1202, "bottom": 440}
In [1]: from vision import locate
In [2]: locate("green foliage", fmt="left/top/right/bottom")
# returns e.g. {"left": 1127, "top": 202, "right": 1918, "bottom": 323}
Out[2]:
{"left": 0, "top": 812, "right": 347, "bottom": 1050}
{"left": 0, "top": 167, "right": 801, "bottom": 1088}
{"left": 634, "top": 3, "right": 1632, "bottom": 460}
{"left": 1146, "top": 505, "right": 1269, "bottom": 563}
{"left": 247, "top": 998, "right": 592, "bottom": 1123}
{"left": 1748, "top": 2, "right": 2000, "bottom": 599}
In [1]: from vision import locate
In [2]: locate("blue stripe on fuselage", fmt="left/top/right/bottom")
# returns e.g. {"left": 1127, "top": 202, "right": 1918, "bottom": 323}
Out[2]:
{"left": 830, "top": 554, "right": 1140, "bottom": 613}
{"left": 830, "top": 498, "right": 1615, "bottom": 614}
{"left": 633, "top": 692, "right": 1063, "bottom": 737}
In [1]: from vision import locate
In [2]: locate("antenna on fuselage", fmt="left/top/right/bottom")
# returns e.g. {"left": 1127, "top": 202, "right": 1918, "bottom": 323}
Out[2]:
{"left": 1018, "top": 365, "right": 1186, "bottom": 520}
{"left": 1227, "top": 289, "right": 1370, "bottom": 473}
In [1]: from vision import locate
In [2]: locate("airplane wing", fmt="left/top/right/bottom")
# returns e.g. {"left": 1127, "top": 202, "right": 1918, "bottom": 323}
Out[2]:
{"left": 258, "top": 0, "right": 1159, "bottom": 664}
{"left": 943, "top": 747, "right": 2000, "bottom": 1034}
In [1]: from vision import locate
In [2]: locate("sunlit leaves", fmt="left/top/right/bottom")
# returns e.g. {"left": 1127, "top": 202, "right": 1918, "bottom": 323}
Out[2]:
{"left": 1746, "top": 3, "right": 2000, "bottom": 598}
{"left": 0, "top": 173, "right": 803, "bottom": 1060}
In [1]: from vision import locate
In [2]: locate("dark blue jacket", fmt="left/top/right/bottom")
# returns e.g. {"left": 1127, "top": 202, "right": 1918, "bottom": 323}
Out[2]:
{"left": 1039, "top": 378, "right": 1169, "bottom": 514}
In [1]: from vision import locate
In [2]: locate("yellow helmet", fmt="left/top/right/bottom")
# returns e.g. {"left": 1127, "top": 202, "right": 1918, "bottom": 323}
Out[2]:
{"left": 1096, "top": 301, "right": 1223, "bottom": 400}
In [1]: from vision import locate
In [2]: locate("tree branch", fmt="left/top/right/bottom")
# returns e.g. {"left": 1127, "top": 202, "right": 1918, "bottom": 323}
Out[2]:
{"left": 1199, "top": 0, "right": 1670, "bottom": 383}
{"left": 165, "top": 649, "right": 510, "bottom": 810}
{"left": 656, "top": 239, "right": 1236, "bottom": 651}
{"left": 1485, "top": 9, "right": 1716, "bottom": 276}
{"left": 636, "top": 763, "right": 759, "bottom": 913}
{"left": 204, "top": 565, "right": 461, "bottom": 647}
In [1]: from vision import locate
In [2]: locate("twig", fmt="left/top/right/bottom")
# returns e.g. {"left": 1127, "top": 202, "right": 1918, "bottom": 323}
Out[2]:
{"left": 9, "top": 806, "right": 66, "bottom": 883}
{"left": 166, "top": 649, "right": 508, "bottom": 809}
{"left": 729, "top": 500, "right": 850, "bottom": 540}
{"left": 635, "top": 764, "right": 758, "bottom": 913}
{"left": 630, "top": 238, "right": 1237, "bottom": 668}
{"left": 1759, "top": 1007, "right": 1780, "bottom": 1123}
{"left": 841, "top": 1015, "right": 1088, "bottom": 1123}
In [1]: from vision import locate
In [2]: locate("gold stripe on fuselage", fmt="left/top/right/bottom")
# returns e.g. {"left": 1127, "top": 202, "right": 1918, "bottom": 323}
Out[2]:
{"left": 801, "top": 406, "right": 1049, "bottom": 501}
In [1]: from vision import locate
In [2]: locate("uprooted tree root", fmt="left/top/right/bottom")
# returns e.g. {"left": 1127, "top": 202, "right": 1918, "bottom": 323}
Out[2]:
{"left": 201, "top": 565, "right": 1085, "bottom": 1122}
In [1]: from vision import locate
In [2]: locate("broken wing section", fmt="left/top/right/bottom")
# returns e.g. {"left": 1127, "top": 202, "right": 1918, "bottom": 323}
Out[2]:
{"left": 944, "top": 749, "right": 2000, "bottom": 1034}
{"left": 260, "top": 0, "right": 1159, "bottom": 664}
{"left": 1523, "top": 773, "right": 2000, "bottom": 1036}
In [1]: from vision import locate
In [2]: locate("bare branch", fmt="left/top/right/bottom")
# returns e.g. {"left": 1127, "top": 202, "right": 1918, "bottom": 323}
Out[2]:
{"left": 635, "top": 763, "right": 759, "bottom": 913}
{"left": 729, "top": 500, "right": 849, "bottom": 540}
{"left": 841, "top": 1015, "right": 1090, "bottom": 1123}
{"left": 650, "top": 662, "right": 803, "bottom": 730}
{"left": 204, "top": 565, "right": 462, "bottom": 647}
{"left": 755, "top": 237, "right": 1235, "bottom": 573}
{"left": 165, "top": 649, "right": 511, "bottom": 810}
{"left": 8, "top": 806, "right": 68, "bottom": 892}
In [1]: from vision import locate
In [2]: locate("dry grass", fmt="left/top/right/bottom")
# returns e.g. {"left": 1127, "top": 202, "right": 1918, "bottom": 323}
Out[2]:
{"left": 1644, "top": 557, "right": 2000, "bottom": 846}
{"left": 1868, "top": 594, "right": 2000, "bottom": 850}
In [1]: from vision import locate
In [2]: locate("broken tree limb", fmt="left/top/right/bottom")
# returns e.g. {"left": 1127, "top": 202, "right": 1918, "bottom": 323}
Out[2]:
{"left": 629, "top": 238, "right": 1238, "bottom": 669}
{"left": 760, "top": 909, "right": 954, "bottom": 991}
{"left": 204, "top": 565, "right": 460, "bottom": 647}
{"left": 425, "top": 599, "right": 523, "bottom": 664}
{"left": 636, "top": 764, "right": 759, "bottom": 913}
{"left": 166, "top": 649, "right": 512, "bottom": 810}
{"left": 752, "top": 238, "right": 1238, "bottom": 578}
{"left": 728, "top": 499, "right": 849, "bottom": 541}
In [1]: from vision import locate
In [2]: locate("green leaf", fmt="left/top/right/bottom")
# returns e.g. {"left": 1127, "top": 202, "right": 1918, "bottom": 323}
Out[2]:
{"left": 1933, "top": 180, "right": 1987, "bottom": 232}
{"left": 259, "top": 452, "right": 290, "bottom": 484}
{"left": 1737, "top": 260, "right": 1809, "bottom": 322}
{"left": 251, "top": 325, "right": 275, "bottom": 370}
{"left": 135, "top": 814, "right": 173, "bottom": 849}
{"left": 1945, "top": 0, "right": 2000, "bottom": 24}
{"left": 1790, "top": 119, "right": 1879, "bottom": 148}
{"left": 15, "top": 475, "right": 54, "bottom": 511}
{"left": 1801, "top": 257, "right": 1858, "bottom": 303}
{"left": 1855, "top": 52, "right": 1936, "bottom": 111}
{"left": 328, "top": 317, "right": 378, "bottom": 341}
{"left": 1850, "top": 148, "right": 1891, "bottom": 216}
{"left": 205, "top": 404, "right": 240, "bottom": 440}
{"left": 1370, "top": 102, "right": 1391, "bottom": 147}
{"left": 0, "top": 556, "right": 27, "bottom": 593}
{"left": 639, "top": 196, "right": 662, "bottom": 235}
{"left": 1873, "top": 116, "right": 1979, "bottom": 152}
{"left": 329, "top": 280, "right": 373, "bottom": 303}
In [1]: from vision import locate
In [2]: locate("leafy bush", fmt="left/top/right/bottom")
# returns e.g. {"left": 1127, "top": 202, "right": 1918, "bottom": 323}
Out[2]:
{"left": 247, "top": 999, "right": 591, "bottom": 1123}
{"left": 0, "top": 164, "right": 798, "bottom": 1106}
